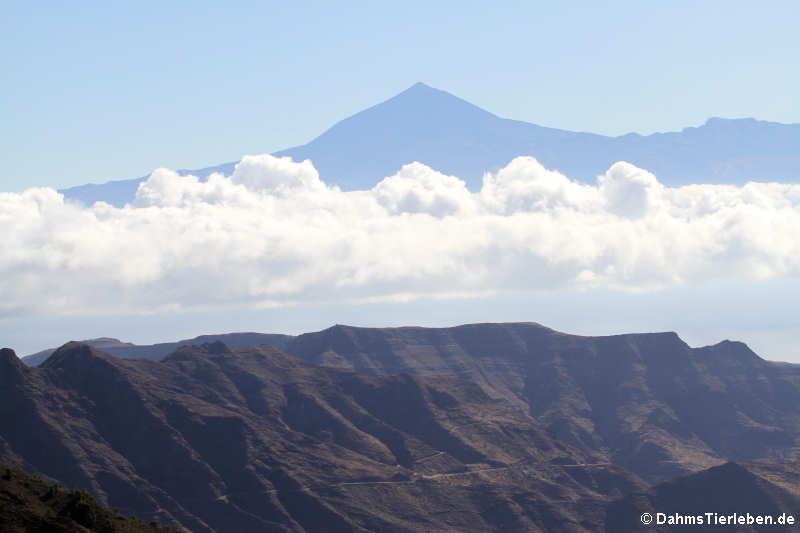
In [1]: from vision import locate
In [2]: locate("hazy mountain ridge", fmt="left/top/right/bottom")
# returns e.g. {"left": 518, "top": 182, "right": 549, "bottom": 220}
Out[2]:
{"left": 59, "top": 83, "right": 800, "bottom": 207}
{"left": 22, "top": 332, "right": 294, "bottom": 367}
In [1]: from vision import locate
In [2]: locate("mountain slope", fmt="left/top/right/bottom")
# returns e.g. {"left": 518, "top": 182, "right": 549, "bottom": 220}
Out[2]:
{"left": 1, "top": 343, "right": 641, "bottom": 533}
{"left": 271, "top": 82, "right": 603, "bottom": 190}
{"left": 22, "top": 322, "right": 800, "bottom": 483}
{"left": 59, "top": 83, "right": 800, "bottom": 206}
{"left": 283, "top": 323, "right": 800, "bottom": 481}
{"left": 606, "top": 462, "right": 800, "bottom": 532}
{"left": 0, "top": 461, "right": 174, "bottom": 533}
{"left": 6, "top": 321, "right": 800, "bottom": 532}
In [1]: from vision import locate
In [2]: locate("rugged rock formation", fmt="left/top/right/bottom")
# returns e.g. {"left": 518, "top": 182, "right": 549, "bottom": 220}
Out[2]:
{"left": 6, "top": 322, "right": 800, "bottom": 532}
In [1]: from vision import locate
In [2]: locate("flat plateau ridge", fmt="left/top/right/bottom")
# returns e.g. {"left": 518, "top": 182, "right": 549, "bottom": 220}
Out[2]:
{"left": 4, "top": 322, "right": 800, "bottom": 532}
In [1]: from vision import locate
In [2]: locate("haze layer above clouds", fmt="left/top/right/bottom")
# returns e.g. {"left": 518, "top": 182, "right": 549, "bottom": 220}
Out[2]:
{"left": 2, "top": 154, "right": 799, "bottom": 319}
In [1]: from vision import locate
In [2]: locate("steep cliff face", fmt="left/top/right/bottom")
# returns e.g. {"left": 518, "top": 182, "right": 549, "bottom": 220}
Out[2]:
{"left": 1, "top": 341, "right": 642, "bottom": 532}
{"left": 286, "top": 324, "right": 800, "bottom": 480}
{"left": 5, "top": 322, "right": 800, "bottom": 532}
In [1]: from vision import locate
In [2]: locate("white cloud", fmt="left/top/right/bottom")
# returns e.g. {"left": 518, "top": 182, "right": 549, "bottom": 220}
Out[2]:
{"left": 373, "top": 162, "right": 474, "bottom": 216}
{"left": 1, "top": 155, "right": 799, "bottom": 317}
{"left": 230, "top": 154, "right": 326, "bottom": 193}
{"left": 599, "top": 161, "right": 664, "bottom": 218}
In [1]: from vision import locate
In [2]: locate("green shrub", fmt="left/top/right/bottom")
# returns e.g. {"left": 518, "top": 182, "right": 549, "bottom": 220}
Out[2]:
{"left": 42, "top": 482, "right": 61, "bottom": 500}
{"left": 63, "top": 489, "right": 99, "bottom": 528}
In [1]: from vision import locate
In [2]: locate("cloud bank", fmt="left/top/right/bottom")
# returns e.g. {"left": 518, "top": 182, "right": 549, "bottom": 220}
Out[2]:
{"left": 2, "top": 155, "right": 799, "bottom": 317}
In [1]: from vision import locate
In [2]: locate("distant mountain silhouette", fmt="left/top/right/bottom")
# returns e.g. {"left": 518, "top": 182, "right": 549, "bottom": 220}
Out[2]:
{"left": 60, "top": 83, "right": 800, "bottom": 206}
{"left": 22, "top": 332, "right": 293, "bottom": 367}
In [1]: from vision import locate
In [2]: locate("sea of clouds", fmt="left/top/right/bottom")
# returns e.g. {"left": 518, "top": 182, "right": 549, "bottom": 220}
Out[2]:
{"left": 2, "top": 155, "right": 799, "bottom": 317}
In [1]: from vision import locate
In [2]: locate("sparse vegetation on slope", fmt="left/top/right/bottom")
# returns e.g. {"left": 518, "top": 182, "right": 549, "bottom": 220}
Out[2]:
{"left": 0, "top": 462, "right": 176, "bottom": 533}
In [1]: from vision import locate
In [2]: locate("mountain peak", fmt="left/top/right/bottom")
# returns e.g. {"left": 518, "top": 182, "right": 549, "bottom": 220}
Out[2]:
{"left": 0, "top": 347, "right": 25, "bottom": 384}
{"left": 166, "top": 341, "right": 233, "bottom": 361}
{"left": 40, "top": 341, "right": 115, "bottom": 370}
{"left": 703, "top": 116, "right": 758, "bottom": 127}
{"left": 706, "top": 339, "right": 762, "bottom": 363}
{"left": 375, "top": 82, "right": 496, "bottom": 119}
{"left": 408, "top": 81, "right": 433, "bottom": 90}
{"left": 0, "top": 347, "right": 19, "bottom": 364}
{"left": 397, "top": 81, "right": 450, "bottom": 98}
{"left": 82, "top": 337, "right": 134, "bottom": 348}
{"left": 60, "top": 82, "right": 800, "bottom": 206}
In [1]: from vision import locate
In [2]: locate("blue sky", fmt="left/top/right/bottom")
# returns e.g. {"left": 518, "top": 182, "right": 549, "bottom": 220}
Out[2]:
{"left": 2, "top": 1, "right": 799, "bottom": 191}
{"left": 2, "top": 2, "right": 799, "bottom": 362}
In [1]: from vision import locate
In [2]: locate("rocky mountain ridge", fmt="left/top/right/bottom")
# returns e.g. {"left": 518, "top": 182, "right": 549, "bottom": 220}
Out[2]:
{"left": 6, "top": 323, "right": 800, "bottom": 531}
